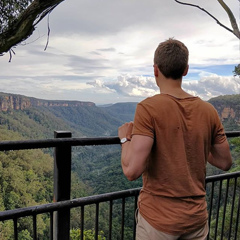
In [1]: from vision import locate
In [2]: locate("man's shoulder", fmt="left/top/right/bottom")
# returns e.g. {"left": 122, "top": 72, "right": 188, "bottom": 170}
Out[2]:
{"left": 138, "top": 95, "right": 218, "bottom": 116}
{"left": 139, "top": 94, "right": 168, "bottom": 105}
{"left": 196, "top": 98, "right": 217, "bottom": 110}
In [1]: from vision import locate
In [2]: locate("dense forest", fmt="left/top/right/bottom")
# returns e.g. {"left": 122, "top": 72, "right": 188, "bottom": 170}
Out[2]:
{"left": 0, "top": 93, "right": 239, "bottom": 239}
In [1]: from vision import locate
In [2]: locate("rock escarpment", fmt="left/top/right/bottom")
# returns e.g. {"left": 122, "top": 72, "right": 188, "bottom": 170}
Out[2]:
{"left": 0, "top": 93, "right": 95, "bottom": 111}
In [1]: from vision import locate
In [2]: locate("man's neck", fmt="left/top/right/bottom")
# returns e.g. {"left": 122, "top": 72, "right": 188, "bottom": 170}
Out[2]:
{"left": 158, "top": 77, "right": 193, "bottom": 98}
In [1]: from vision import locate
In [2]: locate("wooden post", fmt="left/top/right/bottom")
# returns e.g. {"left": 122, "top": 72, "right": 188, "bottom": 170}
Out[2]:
{"left": 53, "top": 131, "right": 72, "bottom": 240}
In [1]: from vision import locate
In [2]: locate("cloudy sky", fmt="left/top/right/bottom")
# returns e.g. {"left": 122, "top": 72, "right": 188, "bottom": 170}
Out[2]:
{"left": 0, "top": 0, "right": 239, "bottom": 104}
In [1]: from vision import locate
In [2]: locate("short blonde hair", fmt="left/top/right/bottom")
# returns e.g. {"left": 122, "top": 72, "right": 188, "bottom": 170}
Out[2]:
{"left": 154, "top": 38, "right": 189, "bottom": 79}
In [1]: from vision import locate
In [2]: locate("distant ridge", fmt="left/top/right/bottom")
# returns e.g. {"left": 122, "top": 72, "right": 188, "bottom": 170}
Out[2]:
{"left": 208, "top": 94, "right": 240, "bottom": 127}
{"left": 0, "top": 92, "right": 95, "bottom": 111}
{"left": 0, "top": 91, "right": 239, "bottom": 130}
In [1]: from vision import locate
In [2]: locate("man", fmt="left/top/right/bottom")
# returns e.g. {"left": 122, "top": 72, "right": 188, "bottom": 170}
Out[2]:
{"left": 118, "top": 38, "right": 232, "bottom": 240}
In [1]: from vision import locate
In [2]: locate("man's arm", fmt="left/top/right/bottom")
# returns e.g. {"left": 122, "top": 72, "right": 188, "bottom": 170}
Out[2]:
{"left": 118, "top": 122, "right": 154, "bottom": 181}
{"left": 208, "top": 140, "right": 232, "bottom": 171}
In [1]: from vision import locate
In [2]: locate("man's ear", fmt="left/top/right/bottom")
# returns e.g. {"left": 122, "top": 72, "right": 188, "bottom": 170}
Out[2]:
{"left": 154, "top": 65, "right": 159, "bottom": 77}
{"left": 183, "top": 65, "right": 189, "bottom": 76}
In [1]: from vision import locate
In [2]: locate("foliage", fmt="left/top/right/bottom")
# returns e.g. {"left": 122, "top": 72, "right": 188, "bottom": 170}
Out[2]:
{"left": 0, "top": 220, "right": 14, "bottom": 239}
{"left": 72, "top": 146, "right": 142, "bottom": 195}
{"left": 48, "top": 105, "right": 123, "bottom": 137}
{"left": 208, "top": 94, "right": 240, "bottom": 106}
{"left": 0, "top": 110, "right": 90, "bottom": 239}
{"left": 0, "top": 0, "right": 33, "bottom": 33}
{"left": 0, "top": 132, "right": 54, "bottom": 209}
{"left": 70, "top": 229, "right": 106, "bottom": 240}
{"left": 103, "top": 102, "right": 138, "bottom": 124}
{"left": 229, "top": 138, "right": 240, "bottom": 172}
{"left": 0, "top": 0, "right": 65, "bottom": 55}
{"left": 0, "top": 107, "right": 76, "bottom": 140}
{"left": 0, "top": 136, "right": 54, "bottom": 238}
{"left": 18, "top": 229, "right": 33, "bottom": 240}
{"left": 233, "top": 64, "right": 240, "bottom": 77}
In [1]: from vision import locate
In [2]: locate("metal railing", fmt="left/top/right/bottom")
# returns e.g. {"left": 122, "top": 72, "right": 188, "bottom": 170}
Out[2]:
{"left": 206, "top": 172, "right": 240, "bottom": 239}
{"left": 0, "top": 131, "right": 239, "bottom": 240}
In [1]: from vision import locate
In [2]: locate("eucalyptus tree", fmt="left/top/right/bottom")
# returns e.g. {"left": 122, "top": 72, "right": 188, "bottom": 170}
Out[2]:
{"left": 0, "top": 0, "right": 65, "bottom": 57}
{"left": 233, "top": 64, "right": 240, "bottom": 77}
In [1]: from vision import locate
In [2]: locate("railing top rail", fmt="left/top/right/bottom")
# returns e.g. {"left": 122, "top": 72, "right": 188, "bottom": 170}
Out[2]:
{"left": 205, "top": 171, "right": 240, "bottom": 182}
{"left": 0, "top": 136, "right": 120, "bottom": 151}
{"left": 225, "top": 131, "right": 240, "bottom": 138}
{"left": 0, "top": 171, "right": 239, "bottom": 221}
{"left": 0, "top": 131, "right": 238, "bottom": 151}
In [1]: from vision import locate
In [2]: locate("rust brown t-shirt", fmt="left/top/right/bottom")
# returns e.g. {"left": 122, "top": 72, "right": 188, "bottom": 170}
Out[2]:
{"left": 133, "top": 94, "right": 226, "bottom": 235}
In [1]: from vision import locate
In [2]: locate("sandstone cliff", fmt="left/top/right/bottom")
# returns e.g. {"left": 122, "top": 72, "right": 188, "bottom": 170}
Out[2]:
{"left": 208, "top": 94, "right": 240, "bottom": 126}
{"left": 0, "top": 92, "right": 95, "bottom": 111}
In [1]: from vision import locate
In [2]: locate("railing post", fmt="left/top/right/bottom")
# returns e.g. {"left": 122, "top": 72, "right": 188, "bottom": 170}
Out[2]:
{"left": 53, "top": 131, "right": 72, "bottom": 240}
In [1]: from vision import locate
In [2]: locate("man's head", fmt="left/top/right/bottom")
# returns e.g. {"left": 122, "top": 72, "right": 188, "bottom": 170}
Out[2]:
{"left": 154, "top": 38, "right": 189, "bottom": 80}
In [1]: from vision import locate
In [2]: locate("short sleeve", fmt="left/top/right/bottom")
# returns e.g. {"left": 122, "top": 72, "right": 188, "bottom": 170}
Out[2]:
{"left": 132, "top": 103, "right": 154, "bottom": 139}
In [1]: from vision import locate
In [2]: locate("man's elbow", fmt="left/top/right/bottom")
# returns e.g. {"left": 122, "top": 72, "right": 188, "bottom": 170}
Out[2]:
{"left": 124, "top": 169, "right": 141, "bottom": 181}
{"left": 126, "top": 175, "right": 138, "bottom": 181}
{"left": 221, "top": 159, "right": 232, "bottom": 171}
{"left": 210, "top": 142, "right": 232, "bottom": 171}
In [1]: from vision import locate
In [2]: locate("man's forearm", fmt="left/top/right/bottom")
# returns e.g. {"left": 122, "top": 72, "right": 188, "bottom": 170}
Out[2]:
{"left": 121, "top": 141, "right": 135, "bottom": 180}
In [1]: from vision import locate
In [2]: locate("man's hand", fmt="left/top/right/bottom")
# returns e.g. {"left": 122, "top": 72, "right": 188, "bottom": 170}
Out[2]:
{"left": 118, "top": 122, "right": 133, "bottom": 141}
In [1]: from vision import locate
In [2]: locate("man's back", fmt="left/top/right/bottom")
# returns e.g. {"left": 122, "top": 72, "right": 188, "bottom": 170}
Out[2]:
{"left": 133, "top": 93, "right": 226, "bottom": 197}
{"left": 132, "top": 93, "right": 227, "bottom": 235}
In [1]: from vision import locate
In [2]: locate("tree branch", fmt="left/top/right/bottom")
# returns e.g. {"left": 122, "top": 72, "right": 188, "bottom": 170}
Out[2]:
{"left": 217, "top": 0, "right": 240, "bottom": 39}
{"left": 174, "top": 0, "right": 239, "bottom": 39}
{"left": 0, "top": 0, "right": 65, "bottom": 55}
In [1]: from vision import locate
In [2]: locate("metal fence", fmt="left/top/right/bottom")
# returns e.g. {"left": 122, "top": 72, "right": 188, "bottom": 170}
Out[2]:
{"left": 0, "top": 131, "right": 239, "bottom": 240}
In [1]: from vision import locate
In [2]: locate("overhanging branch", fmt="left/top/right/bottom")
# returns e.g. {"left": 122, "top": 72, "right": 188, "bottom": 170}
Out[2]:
{"left": 174, "top": 0, "right": 239, "bottom": 39}
{"left": 217, "top": 0, "right": 240, "bottom": 39}
{"left": 0, "top": 0, "right": 65, "bottom": 55}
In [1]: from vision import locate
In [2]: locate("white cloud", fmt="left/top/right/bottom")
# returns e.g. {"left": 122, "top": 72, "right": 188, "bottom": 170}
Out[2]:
{"left": 88, "top": 74, "right": 240, "bottom": 101}
{"left": 183, "top": 75, "right": 240, "bottom": 99}
{"left": 88, "top": 75, "right": 159, "bottom": 97}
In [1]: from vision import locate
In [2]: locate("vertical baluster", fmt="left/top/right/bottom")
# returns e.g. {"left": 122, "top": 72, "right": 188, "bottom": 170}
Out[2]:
{"left": 215, "top": 180, "right": 222, "bottom": 238}
{"left": 228, "top": 177, "right": 237, "bottom": 240}
{"left": 50, "top": 211, "right": 54, "bottom": 240}
{"left": 53, "top": 131, "right": 72, "bottom": 240}
{"left": 14, "top": 218, "right": 18, "bottom": 240}
{"left": 95, "top": 203, "right": 99, "bottom": 240}
{"left": 81, "top": 206, "right": 84, "bottom": 240}
{"left": 220, "top": 179, "right": 229, "bottom": 239}
{"left": 207, "top": 181, "right": 215, "bottom": 240}
{"left": 121, "top": 197, "right": 125, "bottom": 240}
{"left": 33, "top": 214, "right": 37, "bottom": 240}
{"left": 109, "top": 200, "right": 113, "bottom": 240}
{"left": 133, "top": 195, "right": 138, "bottom": 240}
{"left": 234, "top": 188, "right": 240, "bottom": 240}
